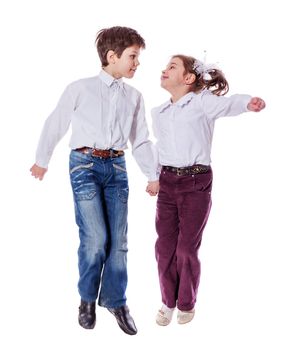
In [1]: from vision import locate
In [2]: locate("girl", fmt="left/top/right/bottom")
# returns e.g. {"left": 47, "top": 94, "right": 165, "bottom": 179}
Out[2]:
{"left": 146, "top": 54, "right": 265, "bottom": 326}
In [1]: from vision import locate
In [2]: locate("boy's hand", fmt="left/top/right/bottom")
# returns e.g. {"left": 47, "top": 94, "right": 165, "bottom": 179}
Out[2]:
{"left": 30, "top": 164, "right": 47, "bottom": 181}
{"left": 146, "top": 180, "right": 159, "bottom": 196}
{"left": 247, "top": 97, "right": 266, "bottom": 112}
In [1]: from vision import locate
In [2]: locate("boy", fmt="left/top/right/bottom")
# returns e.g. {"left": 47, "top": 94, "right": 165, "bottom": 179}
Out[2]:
{"left": 30, "top": 26, "right": 159, "bottom": 335}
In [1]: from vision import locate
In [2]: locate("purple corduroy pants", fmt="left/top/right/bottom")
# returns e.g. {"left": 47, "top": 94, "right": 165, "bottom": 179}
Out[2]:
{"left": 155, "top": 167, "right": 212, "bottom": 311}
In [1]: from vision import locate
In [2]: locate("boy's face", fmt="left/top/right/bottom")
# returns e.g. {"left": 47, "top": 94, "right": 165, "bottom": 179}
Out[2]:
{"left": 161, "top": 57, "right": 192, "bottom": 90}
{"left": 112, "top": 45, "right": 141, "bottom": 79}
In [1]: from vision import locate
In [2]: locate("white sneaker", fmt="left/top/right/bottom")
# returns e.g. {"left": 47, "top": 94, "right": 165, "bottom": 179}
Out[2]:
{"left": 177, "top": 309, "right": 195, "bottom": 324}
{"left": 156, "top": 304, "right": 175, "bottom": 326}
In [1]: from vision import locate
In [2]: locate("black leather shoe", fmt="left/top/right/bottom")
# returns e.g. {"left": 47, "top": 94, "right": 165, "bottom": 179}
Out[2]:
{"left": 107, "top": 305, "right": 137, "bottom": 335}
{"left": 78, "top": 300, "right": 96, "bottom": 329}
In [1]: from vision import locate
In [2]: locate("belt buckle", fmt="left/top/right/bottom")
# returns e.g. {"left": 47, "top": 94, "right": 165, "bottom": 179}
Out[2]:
{"left": 110, "top": 149, "right": 118, "bottom": 158}
{"left": 177, "top": 168, "right": 182, "bottom": 176}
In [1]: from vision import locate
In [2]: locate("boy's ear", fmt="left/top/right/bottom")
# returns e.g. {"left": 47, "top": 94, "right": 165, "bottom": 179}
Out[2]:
{"left": 106, "top": 50, "right": 117, "bottom": 65}
{"left": 185, "top": 73, "right": 196, "bottom": 85}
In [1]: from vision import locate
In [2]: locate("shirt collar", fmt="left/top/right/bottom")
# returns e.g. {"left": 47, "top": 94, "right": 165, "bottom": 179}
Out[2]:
{"left": 159, "top": 92, "right": 195, "bottom": 113}
{"left": 98, "top": 69, "right": 124, "bottom": 89}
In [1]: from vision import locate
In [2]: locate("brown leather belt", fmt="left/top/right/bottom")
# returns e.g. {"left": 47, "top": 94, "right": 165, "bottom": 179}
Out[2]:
{"left": 75, "top": 147, "right": 124, "bottom": 159}
{"left": 163, "top": 165, "right": 210, "bottom": 176}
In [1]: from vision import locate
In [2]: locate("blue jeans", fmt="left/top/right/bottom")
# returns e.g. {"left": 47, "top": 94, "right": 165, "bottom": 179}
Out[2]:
{"left": 69, "top": 150, "right": 129, "bottom": 308}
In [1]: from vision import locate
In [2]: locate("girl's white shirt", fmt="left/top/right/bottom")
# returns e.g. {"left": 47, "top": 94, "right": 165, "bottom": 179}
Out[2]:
{"left": 152, "top": 90, "right": 251, "bottom": 168}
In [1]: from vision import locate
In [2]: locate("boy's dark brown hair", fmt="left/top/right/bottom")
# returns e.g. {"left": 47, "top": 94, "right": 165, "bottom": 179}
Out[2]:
{"left": 95, "top": 26, "right": 145, "bottom": 67}
{"left": 172, "top": 54, "right": 229, "bottom": 96}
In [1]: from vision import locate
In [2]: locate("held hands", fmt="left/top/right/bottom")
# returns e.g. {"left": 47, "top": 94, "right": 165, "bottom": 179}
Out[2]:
{"left": 146, "top": 180, "right": 159, "bottom": 196}
{"left": 247, "top": 97, "right": 266, "bottom": 112}
{"left": 30, "top": 164, "right": 47, "bottom": 181}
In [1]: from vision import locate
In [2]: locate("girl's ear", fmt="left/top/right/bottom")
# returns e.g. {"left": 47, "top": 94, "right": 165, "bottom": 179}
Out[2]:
{"left": 185, "top": 73, "right": 196, "bottom": 85}
{"left": 106, "top": 50, "right": 117, "bottom": 64}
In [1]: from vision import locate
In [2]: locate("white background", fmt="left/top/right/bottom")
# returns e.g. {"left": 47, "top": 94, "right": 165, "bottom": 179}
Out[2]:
{"left": 1, "top": 0, "right": 289, "bottom": 349}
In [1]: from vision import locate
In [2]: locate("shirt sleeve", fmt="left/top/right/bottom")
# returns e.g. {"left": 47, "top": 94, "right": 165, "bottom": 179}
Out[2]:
{"left": 35, "top": 84, "right": 76, "bottom": 168}
{"left": 151, "top": 108, "right": 162, "bottom": 177}
{"left": 129, "top": 94, "right": 159, "bottom": 181}
{"left": 200, "top": 90, "right": 252, "bottom": 120}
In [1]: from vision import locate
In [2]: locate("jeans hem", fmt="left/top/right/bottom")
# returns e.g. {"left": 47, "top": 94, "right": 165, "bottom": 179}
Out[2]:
{"left": 177, "top": 303, "right": 195, "bottom": 311}
{"left": 79, "top": 292, "right": 97, "bottom": 303}
{"left": 98, "top": 301, "right": 127, "bottom": 309}
{"left": 162, "top": 300, "right": 177, "bottom": 309}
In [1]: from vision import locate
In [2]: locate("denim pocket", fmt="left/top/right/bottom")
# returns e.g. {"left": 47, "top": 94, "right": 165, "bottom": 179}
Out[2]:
{"left": 113, "top": 163, "right": 127, "bottom": 173}
{"left": 112, "top": 160, "right": 129, "bottom": 204}
{"left": 69, "top": 156, "right": 96, "bottom": 200}
{"left": 70, "top": 162, "right": 94, "bottom": 174}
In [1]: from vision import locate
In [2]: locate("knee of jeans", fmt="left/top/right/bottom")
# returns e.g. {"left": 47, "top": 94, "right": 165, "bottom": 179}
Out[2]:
{"left": 80, "top": 234, "right": 106, "bottom": 252}
{"left": 79, "top": 244, "right": 106, "bottom": 263}
{"left": 108, "top": 249, "right": 128, "bottom": 270}
{"left": 176, "top": 240, "right": 200, "bottom": 258}
{"left": 156, "top": 235, "right": 178, "bottom": 253}
{"left": 111, "top": 236, "right": 128, "bottom": 253}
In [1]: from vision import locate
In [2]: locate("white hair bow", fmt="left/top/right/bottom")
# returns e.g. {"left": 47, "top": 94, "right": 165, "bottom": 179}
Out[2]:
{"left": 192, "top": 51, "right": 219, "bottom": 81}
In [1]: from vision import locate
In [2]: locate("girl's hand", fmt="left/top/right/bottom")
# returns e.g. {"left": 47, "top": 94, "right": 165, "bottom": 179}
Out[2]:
{"left": 30, "top": 164, "right": 47, "bottom": 180}
{"left": 146, "top": 180, "right": 159, "bottom": 196}
{"left": 247, "top": 97, "right": 266, "bottom": 112}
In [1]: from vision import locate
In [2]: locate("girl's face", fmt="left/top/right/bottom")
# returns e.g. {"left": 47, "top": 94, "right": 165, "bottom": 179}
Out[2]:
{"left": 161, "top": 57, "right": 190, "bottom": 90}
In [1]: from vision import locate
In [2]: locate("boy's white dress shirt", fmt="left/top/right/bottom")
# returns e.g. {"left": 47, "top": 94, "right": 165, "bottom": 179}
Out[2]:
{"left": 36, "top": 69, "right": 158, "bottom": 181}
{"left": 152, "top": 90, "right": 251, "bottom": 168}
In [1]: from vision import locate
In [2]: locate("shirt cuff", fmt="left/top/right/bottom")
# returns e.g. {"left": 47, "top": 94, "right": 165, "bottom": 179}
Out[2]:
{"left": 147, "top": 172, "right": 160, "bottom": 182}
{"left": 35, "top": 157, "right": 49, "bottom": 169}
{"left": 242, "top": 95, "right": 252, "bottom": 111}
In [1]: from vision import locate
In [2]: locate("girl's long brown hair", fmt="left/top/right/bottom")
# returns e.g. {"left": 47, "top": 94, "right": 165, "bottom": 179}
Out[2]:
{"left": 172, "top": 54, "right": 229, "bottom": 96}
